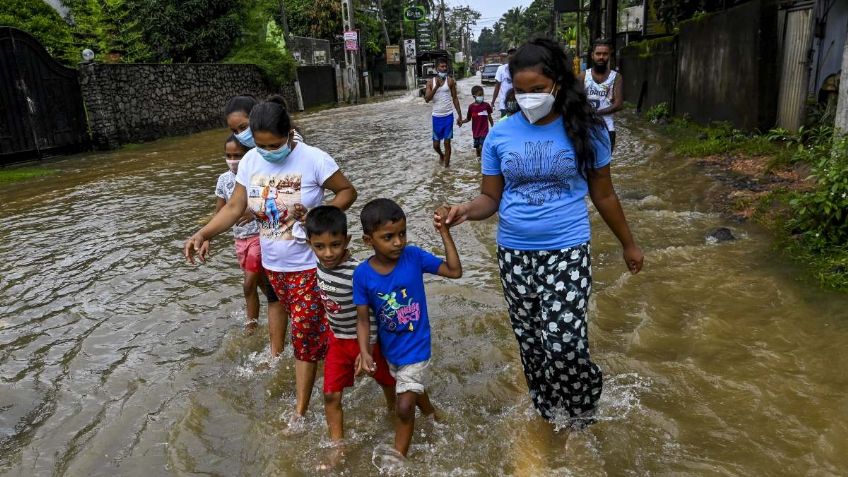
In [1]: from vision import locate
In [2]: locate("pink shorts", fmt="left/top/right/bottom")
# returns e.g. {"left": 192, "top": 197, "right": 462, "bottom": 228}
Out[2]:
{"left": 234, "top": 236, "right": 262, "bottom": 273}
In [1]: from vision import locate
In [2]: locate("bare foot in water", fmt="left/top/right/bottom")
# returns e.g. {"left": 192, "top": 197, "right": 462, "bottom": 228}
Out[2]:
{"left": 282, "top": 413, "right": 307, "bottom": 436}
{"left": 315, "top": 443, "right": 346, "bottom": 471}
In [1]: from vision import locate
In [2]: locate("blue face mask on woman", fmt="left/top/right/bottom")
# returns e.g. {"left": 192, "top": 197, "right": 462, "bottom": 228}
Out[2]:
{"left": 235, "top": 127, "right": 255, "bottom": 148}
{"left": 256, "top": 141, "right": 291, "bottom": 164}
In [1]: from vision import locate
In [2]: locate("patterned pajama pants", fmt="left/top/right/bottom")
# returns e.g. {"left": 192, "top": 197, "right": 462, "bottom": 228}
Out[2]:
{"left": 497, "top": 242, "right": 603, "bottom": 425}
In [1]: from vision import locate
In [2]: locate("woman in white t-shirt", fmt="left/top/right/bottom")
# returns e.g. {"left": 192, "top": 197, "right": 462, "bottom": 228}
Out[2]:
{"left": 185, "top": 95, "right": 357, "bottom": 429}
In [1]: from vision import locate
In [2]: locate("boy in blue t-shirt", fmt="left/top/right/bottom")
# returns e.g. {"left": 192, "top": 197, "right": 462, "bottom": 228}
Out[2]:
{"left": 352, "top": 198, "right": 462, "bottom": 458}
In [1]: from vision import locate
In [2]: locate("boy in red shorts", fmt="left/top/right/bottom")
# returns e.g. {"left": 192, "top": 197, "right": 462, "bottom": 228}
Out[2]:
{"left": 305, "top": 206, "right": 396, "bottom": 462}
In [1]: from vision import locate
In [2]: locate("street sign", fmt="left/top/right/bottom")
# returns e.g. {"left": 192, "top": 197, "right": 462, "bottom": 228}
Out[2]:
{"left": 344, "top": 30, "right": 358, "bottom": 51}
{"left": 404, "top": 39, "right": 416, "bottom": 64}
{"left": 404, "top": 6, "right": 426, "bottom": 22}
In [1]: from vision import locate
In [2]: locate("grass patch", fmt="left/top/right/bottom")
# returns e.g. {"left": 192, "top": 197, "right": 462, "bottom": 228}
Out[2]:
{"left": 663, "top": 119, "right": 788, "bottom": 158}
{"left": 0, "top": 166, "right": 59, "bottom": 184}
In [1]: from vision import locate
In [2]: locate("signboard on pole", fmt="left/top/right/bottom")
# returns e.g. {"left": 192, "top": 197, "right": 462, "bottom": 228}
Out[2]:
{"left": 344, "top": 30, "right": 359, "bottom": 51}
{"left": 404, "top": 39, "right": 416, "bottom": 64}
{"left": 387, "top": 45, "right": 400, "bottom": 64}
{"left": 404, "top": 6, "right": 426, "bottom": 22}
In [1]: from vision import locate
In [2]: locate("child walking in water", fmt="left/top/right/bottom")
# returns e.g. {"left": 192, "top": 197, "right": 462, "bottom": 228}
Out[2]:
{"left": 305, "top": 206, "right": 397, "bottom": 467}
{"left": 185, "top": 95, "right": 358, "bottom": 430}
{"left": 201, "top": 135, "right": 279, "bottom": 331}
{"left": 353, "top": 199, "right": 462, "bottom": 458}
{"left": 461, "top": 85, "right": 494, "bottom": 158}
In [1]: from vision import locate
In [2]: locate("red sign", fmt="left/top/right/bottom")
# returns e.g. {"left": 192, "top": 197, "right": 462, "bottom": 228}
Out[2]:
{"left": 344, "top": 31, "right": 358, "bottom": 51}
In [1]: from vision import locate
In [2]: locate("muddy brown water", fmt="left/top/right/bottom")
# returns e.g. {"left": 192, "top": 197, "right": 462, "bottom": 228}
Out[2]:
{"left": 1, "top": 78, "right": 847, "bottom": 476}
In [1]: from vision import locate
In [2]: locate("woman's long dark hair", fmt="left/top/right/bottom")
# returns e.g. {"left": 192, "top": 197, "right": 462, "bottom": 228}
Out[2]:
{"left": 509, "top": 38, "right": 605, "bottom": 178}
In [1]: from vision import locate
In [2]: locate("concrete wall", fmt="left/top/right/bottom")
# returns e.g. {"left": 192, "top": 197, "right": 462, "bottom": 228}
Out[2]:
{"left": 675, "top": 0, "right": 779, "bottom": 130}
{"left": 79, "top": 64, "right": 297, "bottom": 149}
{"left": 296, "top": 66, "right": 337, "bottom": 108}
{"left": 617, "top": 0, "right": 779, "bottom": 130}
{"left": 619, "top": 37, "right": 677, "bottom": 113}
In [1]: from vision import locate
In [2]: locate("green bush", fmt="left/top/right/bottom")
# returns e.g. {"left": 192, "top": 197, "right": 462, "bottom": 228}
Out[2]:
{"left": 453, "top": 61, "right": 468, "bottom": 80}
{"left": 646, "top": 102, "right": 670, "bottom": 123}
{"left": 788, "top": 134, "right": 848, "bottom": 250}
{"left": 224, "top": 41, "right": 296, "bottom": 89}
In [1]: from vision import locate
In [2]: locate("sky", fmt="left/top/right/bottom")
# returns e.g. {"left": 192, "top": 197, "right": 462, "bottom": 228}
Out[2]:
{"left": 448, "top": 0, "right": 534, "bottom": 40}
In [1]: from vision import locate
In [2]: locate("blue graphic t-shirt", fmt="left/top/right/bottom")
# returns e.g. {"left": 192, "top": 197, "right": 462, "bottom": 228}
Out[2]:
{"left": 481, "top": 112, "right": 612, "bottom": 250}
{"left": 352, "top": 246, "right": 443, "bottom": 366}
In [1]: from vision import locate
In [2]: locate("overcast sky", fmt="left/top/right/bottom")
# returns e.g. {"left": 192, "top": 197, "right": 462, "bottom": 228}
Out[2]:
{"left": 448, "top": 0, "right": 534, "bottom": 40}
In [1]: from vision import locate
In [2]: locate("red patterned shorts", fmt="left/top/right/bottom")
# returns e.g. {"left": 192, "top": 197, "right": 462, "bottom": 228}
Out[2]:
{"left": 266, "top": 268, "right": 329, "bottom": 362}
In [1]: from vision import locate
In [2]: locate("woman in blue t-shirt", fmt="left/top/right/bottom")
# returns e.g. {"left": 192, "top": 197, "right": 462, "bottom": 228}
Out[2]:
{"left": 437, "top": 38, "right": 643, "bottom": 426}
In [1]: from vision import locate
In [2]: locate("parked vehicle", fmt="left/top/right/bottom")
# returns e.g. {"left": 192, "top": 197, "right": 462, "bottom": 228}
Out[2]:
{"left": 481, "top": 63, "right": 501, "bottom": 85}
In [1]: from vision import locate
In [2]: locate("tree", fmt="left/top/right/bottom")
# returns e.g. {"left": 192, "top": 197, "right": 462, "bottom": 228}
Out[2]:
{"left": 523, "top": 0, "right": 554, "bottom": 39}
{"left": 652, "top": 0, "right": 743, "bottom": 30}
{"left": 473, "top": 26, "right": 500, "bottom": 57}
{"left": 224, "top": 0, "right": 296, "bottom": 86}
{"left": 127, "top": 0, "right": 243, "bottom": 63}
{"left": 285, "top": 0, "right": 342, "bottom": 40}
{"left": 0, "top": 0, "right": 75, "bottom": 63}
{"left": 499, "top": 7, "right": 527, "bottom": 48}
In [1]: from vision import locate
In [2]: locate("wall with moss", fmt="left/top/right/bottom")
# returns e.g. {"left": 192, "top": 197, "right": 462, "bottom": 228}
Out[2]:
{"left": 675, "top": 0, "right": 779, "bottom": 130}
{"left": 79, "top": 63, "right": 297, "bottom": 149}
{"left": 619, "top": 36, "right": 678, "bottom": 113}
{"left": 618, "top": 0, "right": 779, "bottom": 130}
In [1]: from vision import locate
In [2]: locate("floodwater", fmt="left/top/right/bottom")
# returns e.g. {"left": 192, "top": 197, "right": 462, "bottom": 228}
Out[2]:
{"left": 1, "top": 77, "right": 847, "bottom": 476}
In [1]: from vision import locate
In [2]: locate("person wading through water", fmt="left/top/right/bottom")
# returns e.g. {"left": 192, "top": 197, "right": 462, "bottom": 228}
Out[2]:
{"left": 579, "top": 39, "right": 623, "bottom": 149}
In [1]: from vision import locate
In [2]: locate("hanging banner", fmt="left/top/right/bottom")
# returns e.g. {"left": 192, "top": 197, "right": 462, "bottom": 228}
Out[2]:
{"left": 404, "top": 39, "right": 416, "bottom": 64}
{"left": 344, "top": 31, "right": 359, "bottom": 51}
{"left": 387, "top": 45, "right": 400, "bottom": 64}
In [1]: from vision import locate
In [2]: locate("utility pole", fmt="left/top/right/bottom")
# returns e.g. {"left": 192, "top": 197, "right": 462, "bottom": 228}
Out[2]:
{"left": 605, "top": 0, "right": 617, "bottom": 66}
{"left": 280, "top": 0, "right": 303, "bottom": 110}
{"left": 836, "top": 35, "right": 848, "bottom": 133}
{"left": 440, "top": 0, "right": 447, "bottom": 50}
{"left": 341, "top": 0, "right": 360, "bottom": 103}
{"left": 279, "top": 0, "right": 291, "bottom": 44}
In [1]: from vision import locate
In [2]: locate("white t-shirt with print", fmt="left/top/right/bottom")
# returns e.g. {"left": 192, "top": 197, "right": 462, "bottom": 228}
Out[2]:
{"left": 215, "top": 170, "right": 261, "bottom": 239}
{"left": 235, "top": 142, "right": 340, "bottom": 272}
{"left": 494, "top": 64, "right": 513, "bottom": 111}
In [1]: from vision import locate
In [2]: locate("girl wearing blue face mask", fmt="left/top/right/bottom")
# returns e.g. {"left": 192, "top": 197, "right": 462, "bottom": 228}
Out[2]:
{"left": 186, "top": 95, "right": 357, "bottom": 431}
{"left": 224, "top": 95, "right": 304, "bottom": 150}
{"left": 437, "top": 38, "right": 643, "bottom": 428}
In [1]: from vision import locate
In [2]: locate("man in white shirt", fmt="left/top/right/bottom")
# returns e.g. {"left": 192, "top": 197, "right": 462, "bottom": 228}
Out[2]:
{"left": 579, "top": 39, "right": 623, "bottom": 149}
{"left": 491, "top": 48, "right": 516, "bottom": 118}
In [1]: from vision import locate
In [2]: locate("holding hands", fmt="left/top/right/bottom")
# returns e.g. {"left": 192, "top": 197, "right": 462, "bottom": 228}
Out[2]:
{"left": 434, "top": 203, "right": 470, "bottom": 228}
{"left": 356, "top": 351, "right": 376, "bottom": 377}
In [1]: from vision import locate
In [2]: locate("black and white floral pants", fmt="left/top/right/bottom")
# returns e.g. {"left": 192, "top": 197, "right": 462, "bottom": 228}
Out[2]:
{"left": 497, "top": 242, "right": 603, "bottom": 423}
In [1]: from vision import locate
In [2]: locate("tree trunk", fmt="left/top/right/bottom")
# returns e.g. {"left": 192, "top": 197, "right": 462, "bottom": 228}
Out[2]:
{"left": 835, "top": 36, "right": 848, "bottom": 133}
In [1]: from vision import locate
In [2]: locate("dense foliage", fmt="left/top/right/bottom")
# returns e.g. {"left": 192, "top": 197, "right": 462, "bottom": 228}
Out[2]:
{"left": 652, "top": 0, "right": 749, "bottom": 29}
{"left": 0, "top": 0, "right": 76, "bottom": 63}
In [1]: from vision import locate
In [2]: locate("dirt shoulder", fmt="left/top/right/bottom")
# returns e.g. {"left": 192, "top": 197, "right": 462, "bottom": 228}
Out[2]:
{"left": 694, "top": 153, "right": 813, "bottom": 221}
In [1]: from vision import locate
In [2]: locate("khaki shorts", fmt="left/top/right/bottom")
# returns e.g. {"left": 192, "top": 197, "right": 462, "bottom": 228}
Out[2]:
{"left": 388, "top": 359, "right": 430, "bottom": 394}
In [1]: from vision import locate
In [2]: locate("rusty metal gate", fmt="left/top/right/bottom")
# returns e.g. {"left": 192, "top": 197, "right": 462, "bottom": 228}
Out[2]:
{"left": 0, "top": 27, "right": 88, "bottom": 163}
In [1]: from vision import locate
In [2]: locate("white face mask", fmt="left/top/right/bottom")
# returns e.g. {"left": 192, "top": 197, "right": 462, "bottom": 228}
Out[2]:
{"left": 515, "top": 85, "right": 557, "bottom": 124}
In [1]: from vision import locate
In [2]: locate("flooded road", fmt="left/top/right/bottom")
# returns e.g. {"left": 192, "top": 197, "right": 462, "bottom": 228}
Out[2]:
{"left": 2, "top": 77, "right": 847, "bottom": 476}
